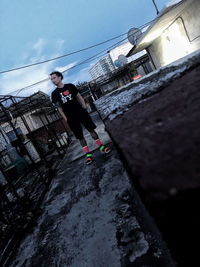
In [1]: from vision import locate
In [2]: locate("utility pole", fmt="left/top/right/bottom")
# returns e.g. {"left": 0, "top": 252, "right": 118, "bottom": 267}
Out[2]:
{"left": 152, "top": 0, "right": 159, "bottom": 15}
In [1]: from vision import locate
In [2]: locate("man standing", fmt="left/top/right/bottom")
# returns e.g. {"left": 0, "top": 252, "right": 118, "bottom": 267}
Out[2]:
{"left": 50, "top": 71, "right": 110, "bottom": 164}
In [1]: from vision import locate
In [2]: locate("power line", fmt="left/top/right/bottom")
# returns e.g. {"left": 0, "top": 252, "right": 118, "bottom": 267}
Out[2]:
{"left": 1, "top": 1, "right": 186, "bottom": 97}
{"left": 14, "top": 36, "right": 129, "bottom": 96}
{"left": 1, "top": 0, "right": 183, "bottom": 77}
{"left": 0, "top": 33, "right": 127, "bottom": 75}
{"left": 10, "top": 52, "right": 110, "bottom": 96}
{"left": 0, "top": 16, "right": 156, "bottom": 75}
{"left": 5, "top": 19, "right": 154, "bottom": 96}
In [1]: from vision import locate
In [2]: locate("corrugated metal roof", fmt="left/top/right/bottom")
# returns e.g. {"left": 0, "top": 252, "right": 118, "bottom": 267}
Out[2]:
{"left": 0, "top": 91, "right": 52, "bottom": 123}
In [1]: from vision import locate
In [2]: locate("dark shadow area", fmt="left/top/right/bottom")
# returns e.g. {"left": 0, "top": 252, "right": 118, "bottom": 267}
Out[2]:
{"left": 146, "top": 187, "right": 200, "bottom": 267}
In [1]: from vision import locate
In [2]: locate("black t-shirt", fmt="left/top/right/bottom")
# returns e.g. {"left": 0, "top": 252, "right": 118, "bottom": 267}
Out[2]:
{"left": 51, "top": 84, "right": 83, "bottom": 118}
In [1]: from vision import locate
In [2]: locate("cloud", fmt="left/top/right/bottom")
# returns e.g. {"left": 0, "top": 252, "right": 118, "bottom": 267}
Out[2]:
{"left": 0, "top": 38, "right": 94, "bottom": 98}
{"left": 0, "top": 61, "right": 78, "bottom": 97}
{"left": 56, "top": 39, "right": 65, "bottom": 51}
{"left": 0, "top": 38, "right": 76, "bottom": 97}
{"left": 33, "top": 38, "right": 46, "bottom": 56}
{"left": 55, "top": 62, "right": 77, "bottom": 74}
{"left": 64, "top": 63, "right": 94, "bottom": 85}
{"left": 0, "top": 63, "right": 53, "bottom": 96}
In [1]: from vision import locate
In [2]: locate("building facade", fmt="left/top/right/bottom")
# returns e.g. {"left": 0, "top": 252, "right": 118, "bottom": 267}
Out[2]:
{"left": 109, "top": 41, "right": 133, "bottom": 65}
{"left": 89, "top": 55, "right": 115, "bottom": 80}
{"left": 129, "top": 0, "right": 200, "bottom": 69}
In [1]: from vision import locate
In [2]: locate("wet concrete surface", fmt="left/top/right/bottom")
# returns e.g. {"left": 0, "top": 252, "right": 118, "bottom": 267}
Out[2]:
{"left": 9, "top": 113, "right": 175, "bottom": 267}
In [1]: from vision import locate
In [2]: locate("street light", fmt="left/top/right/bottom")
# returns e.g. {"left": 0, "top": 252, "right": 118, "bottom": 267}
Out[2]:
{"left": 152, "top": 0, "right": 159, "bottom": 15}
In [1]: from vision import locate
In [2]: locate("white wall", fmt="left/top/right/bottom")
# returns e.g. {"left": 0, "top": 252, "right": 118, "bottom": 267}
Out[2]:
{"left": 148, "top": 0, "right": 200, "bottom": 68}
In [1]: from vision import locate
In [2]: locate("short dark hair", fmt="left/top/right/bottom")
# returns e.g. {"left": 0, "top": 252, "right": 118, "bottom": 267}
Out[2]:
{"left": 50, "top": 71, "right": 63, "bottom": 80}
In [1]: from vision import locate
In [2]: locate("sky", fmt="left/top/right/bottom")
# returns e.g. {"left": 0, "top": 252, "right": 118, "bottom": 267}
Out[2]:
{"left": 0, "top": 0, "right": 171, "bottom": 97}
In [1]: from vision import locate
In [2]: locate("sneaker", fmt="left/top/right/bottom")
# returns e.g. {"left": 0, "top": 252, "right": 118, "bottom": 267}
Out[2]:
{"left": 99, "top": 145, "right": 111, "bottom": 154}
{"left": 86, "top": 153, "right": 93, "bottom": 164}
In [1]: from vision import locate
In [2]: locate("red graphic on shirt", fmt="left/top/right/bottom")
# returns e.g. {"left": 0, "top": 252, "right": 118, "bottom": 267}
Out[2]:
{"left": 63, "top": 90, "right": 69, "bottom": 96}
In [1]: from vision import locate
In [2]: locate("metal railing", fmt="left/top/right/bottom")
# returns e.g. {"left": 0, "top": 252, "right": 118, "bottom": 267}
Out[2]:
{"left": 0, "top": 92, "right": 70, "bottom": 266}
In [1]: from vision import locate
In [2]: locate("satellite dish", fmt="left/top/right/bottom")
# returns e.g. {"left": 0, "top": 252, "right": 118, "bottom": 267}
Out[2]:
{"left": 118, "top": 55, "right": 128, "bottom": 67}
{"left": 114, "top": 59, "right": 121, "bottom": 68}
{"left": 128, "top": 27, "right": 143, "bottom": 46}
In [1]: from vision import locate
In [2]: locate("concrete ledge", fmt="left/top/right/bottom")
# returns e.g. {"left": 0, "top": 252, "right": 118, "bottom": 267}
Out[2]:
{"left": 95, "top": 49, "right": 200, "bottom": 122}
{"left": 95, "top": 50, "right": 200, "bottom": 266}
{"left": 95, "top": 49, "right": 200, "bottom": 199}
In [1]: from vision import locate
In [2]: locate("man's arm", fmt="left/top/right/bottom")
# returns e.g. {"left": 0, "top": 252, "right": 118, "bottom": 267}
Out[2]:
{"left": 58, "top": 107, "right": 68, "bottom": 122}
{"left": 54, "top": 102, "right": 68, "bottom": 121}
{"left": 76, "top": 93, "right": 87, "bottom": 109}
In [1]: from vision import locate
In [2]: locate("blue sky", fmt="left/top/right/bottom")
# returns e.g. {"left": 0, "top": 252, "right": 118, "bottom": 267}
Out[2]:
{"left": 0, "top": 0, "right": 171, "bottom": 97}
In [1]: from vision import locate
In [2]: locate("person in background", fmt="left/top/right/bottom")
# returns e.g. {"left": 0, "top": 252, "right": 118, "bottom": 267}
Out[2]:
{"left": 50, "top": 71, "right": 110, "bottom": 164}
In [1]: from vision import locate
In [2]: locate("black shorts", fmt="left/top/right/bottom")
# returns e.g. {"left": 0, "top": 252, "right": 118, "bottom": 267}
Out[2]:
{"left": 67, "top": 109, "right": 96, "bottom": 139}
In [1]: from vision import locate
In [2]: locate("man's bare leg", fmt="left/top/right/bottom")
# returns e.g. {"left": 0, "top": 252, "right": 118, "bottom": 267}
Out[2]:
{"left": 79, "top": 137, "right": 93, "bottom": 164}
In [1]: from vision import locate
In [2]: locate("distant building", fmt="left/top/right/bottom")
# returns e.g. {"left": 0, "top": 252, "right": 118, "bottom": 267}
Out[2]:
{"left": 88, "top": 34, "right": 155, "bottom": 95}
{"left": 108, "top": 41, "right": 133, "bottom": 65}
{"left": 108, "top": 40, "right": 154, "bottom": 77}
{"left": 89, "top": 55, "right": 115, "bottom": 80}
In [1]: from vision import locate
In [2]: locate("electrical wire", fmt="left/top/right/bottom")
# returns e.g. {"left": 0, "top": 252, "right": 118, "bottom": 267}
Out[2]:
{"left": 0, "top": 0, "right": 185, "bottom": 79}
{"left": 0, "top": 33, "right": 127, "bottom": 75}
{"left": 14, "top": 36, "right": 129, "bottom": 96}
{"left": 4, "top": 19, "right": 156, "bottom": 96}
{"left": 0, "top": 16, "right": 155, "bottom": 76}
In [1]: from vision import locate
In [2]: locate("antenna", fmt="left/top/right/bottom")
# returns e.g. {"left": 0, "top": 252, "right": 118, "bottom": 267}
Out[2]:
{"left": 118, "top": 55, "right": 128, "bottom": 67}
{"left": 114, "top": 59, "right": 121, "bottom": 68}
{"left": 128, "top": 27, "right": 143, "bottom": 46}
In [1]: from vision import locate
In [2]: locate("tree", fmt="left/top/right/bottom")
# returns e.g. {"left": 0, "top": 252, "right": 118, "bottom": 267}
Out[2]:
{"left": 76, "top": 81, "right": 89, "bottom": 94}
